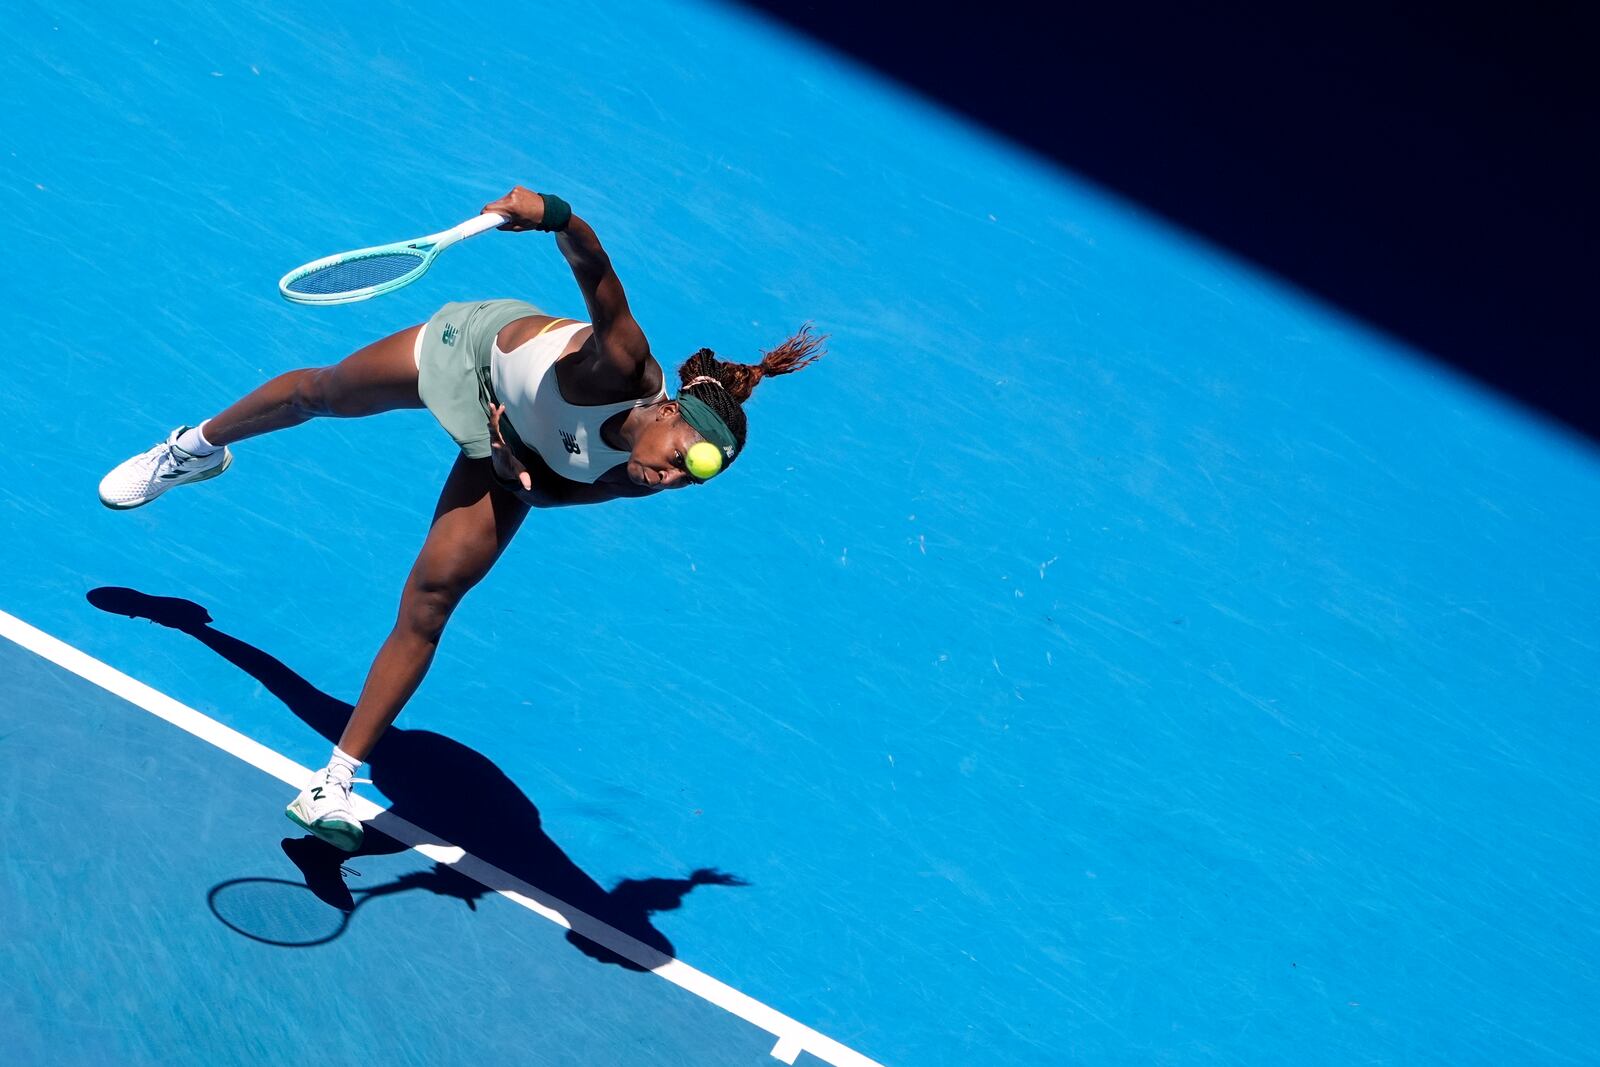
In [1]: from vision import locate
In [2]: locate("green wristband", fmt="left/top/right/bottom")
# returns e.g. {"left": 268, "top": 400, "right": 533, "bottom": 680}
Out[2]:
{"left": 536, "top": 193, "right": 572, "bottom": 232}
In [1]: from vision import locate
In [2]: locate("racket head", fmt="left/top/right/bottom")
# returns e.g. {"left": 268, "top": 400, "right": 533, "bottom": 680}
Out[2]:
{"left": 278, "top": 244, "right": 433, "bottom": 305}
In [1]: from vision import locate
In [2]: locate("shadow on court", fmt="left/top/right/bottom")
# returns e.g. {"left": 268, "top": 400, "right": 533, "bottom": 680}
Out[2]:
{"left": 736, "top": 1, "right": 1600, "bottom": 439}
{"left": 87, "top": 586, "right": 746, "bottom": 968}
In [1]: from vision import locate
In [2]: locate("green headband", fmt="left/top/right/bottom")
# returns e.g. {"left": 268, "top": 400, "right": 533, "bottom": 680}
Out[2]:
{"left": 676, "top": 392, "right": 738, "bottom": 465}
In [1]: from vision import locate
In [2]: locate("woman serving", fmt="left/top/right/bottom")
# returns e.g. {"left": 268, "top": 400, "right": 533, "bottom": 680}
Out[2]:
{"left": 98, "top": 186, "right": 824, "bottom": 850}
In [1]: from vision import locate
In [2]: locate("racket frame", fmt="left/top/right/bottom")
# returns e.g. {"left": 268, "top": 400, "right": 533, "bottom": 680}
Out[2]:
{"left": 278, "top": 212, "right": 508, "bottom": 306}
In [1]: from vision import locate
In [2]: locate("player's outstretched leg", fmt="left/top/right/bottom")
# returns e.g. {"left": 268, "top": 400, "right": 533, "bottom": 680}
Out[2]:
{"left": 98, "top": 323, "right": 425, "bottom": 509}
{"left": 286, "top": 457, "right": 527, "bottom": 851}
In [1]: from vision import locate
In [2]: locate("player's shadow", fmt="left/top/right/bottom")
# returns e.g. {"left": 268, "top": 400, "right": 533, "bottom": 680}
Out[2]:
{"left": 87, "top": 586, "right": 746, "bottom": 969}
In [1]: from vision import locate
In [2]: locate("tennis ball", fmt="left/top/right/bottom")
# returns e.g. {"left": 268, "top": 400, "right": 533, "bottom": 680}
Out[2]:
{"left": 686, "top": 441, "right": 724, "bottom": 480}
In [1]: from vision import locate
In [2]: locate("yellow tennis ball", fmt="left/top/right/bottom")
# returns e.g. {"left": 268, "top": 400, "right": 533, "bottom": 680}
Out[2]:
{"left": 686, "top": 440, "right": 724, "bottom": 480}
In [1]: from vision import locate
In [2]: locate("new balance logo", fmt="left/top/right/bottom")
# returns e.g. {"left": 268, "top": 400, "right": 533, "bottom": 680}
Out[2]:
{"left": 559, "top": 430, "right": 582, "bottom": 455}
{"left": 310, "top": 786, "right": 325, "bottom": 802}
{"left": 441, "top": 323, "right": 459, "bottom": 346}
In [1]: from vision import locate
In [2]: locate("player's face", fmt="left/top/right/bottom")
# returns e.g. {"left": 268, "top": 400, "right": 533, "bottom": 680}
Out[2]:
{"left": 626, "top": 406, "right": 701, "bottom": 490}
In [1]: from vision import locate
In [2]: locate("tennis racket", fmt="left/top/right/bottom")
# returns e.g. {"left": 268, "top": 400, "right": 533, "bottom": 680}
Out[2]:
{"left": 278, "top": 211, "right": 507, "bottom": 305}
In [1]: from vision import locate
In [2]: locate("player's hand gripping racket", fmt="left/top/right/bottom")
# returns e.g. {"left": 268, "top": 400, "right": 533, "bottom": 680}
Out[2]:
{"left": 278, "top": 212, "right": 506, "bottom": 305}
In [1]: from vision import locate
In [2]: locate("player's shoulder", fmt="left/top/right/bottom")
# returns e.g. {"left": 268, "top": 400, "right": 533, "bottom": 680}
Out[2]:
{"left": 573, "top": 333, "right": 663, "bottom": 398}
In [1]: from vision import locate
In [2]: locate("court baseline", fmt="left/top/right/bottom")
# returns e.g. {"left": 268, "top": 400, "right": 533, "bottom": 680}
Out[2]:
{"left": 0, "top": 607, "right": 883, "bottom": 1067}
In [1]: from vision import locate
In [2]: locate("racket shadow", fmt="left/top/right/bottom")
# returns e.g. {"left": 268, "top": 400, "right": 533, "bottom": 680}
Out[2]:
{"left": 208, "top": 845, "right": 488, "bottom": 948}
{"left": 89, "top": 586, "right": 748, "bottom": 968}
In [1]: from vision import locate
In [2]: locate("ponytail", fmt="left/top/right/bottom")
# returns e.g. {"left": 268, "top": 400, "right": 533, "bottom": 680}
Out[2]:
{"left": 675, "top": 324, "right": 826, "bottom": 458}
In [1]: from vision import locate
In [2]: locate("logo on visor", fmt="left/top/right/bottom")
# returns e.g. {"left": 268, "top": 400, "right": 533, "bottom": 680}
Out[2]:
{"left": 559, "top": 430, "right": 582, "bottom": 455}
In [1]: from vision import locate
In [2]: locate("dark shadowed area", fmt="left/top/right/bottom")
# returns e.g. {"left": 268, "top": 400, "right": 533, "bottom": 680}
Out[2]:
{"left": 736, "top": 0, "right": 1600, "bottom": 437}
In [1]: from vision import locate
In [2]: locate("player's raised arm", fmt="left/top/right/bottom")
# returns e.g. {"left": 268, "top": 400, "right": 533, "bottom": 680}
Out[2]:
{"left": 481, "top": 186, "right": 651, "bottom": 383}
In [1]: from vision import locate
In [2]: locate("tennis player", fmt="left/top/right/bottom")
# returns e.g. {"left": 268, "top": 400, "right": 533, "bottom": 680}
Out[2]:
{"left": 98, "top": 187, "right": 824, "bottom": 850}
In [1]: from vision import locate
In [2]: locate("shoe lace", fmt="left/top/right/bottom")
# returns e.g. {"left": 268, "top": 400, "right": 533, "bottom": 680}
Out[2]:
{"left": 128, "top": 441, "right": 176, "bottom": 478}
{"left": 322, "top": 770, "right": 372, "bottom": 795}
{"left": 165, "top": 439, "right": 212, "bottom": 471}
{"left": 133, "top": 439, "right": 193, "bottom": 481}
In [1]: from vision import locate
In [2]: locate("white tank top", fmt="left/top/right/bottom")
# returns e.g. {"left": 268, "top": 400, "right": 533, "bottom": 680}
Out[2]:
{"left": 489, "top": 321, "right": 667, "bottom": 484}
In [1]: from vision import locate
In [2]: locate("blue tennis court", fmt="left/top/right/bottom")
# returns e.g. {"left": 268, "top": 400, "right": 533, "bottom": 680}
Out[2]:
{"left": 3, "top": 2, "right": 1597, "bottom": 1064}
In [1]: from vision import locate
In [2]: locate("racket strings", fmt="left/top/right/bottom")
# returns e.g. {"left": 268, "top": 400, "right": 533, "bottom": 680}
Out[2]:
{"left": 284, "top": 251, "right": 425, "bottom": 296}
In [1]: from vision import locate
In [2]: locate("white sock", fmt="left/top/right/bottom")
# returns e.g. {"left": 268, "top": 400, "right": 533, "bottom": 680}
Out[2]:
{"left": 175, "top": 420, "right": 219, "bottom": 456}
{"left": 328, "top": 745, "right": 362, "bottom": 783}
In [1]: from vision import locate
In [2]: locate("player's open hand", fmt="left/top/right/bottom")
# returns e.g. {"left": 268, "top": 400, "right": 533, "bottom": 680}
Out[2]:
{"left": 488, "top": 404, "right": 533, "bottom": 491}
{"left": 481, "top": 187, "right": 549, "bottom": 232}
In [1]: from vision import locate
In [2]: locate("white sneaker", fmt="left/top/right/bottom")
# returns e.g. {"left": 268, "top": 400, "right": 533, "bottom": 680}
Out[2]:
{"left": 285, "top": 768, "right": 368, "bottom": 852}
{"left": 98, "top": 426, "right": 232, "bottom": 510}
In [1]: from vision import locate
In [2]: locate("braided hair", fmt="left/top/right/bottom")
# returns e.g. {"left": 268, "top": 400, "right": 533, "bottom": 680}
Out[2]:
{"left": 676, "top": 323, "right": 826, "bottom": 461}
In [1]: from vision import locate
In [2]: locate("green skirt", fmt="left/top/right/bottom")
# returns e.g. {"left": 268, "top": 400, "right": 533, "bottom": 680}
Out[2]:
{"left": 415, "top": 298, "right": 544, "bottom": 458}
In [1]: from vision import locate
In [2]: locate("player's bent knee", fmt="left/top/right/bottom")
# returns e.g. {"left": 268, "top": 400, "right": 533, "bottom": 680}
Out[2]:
{"left": 288, "top": 368, "right": 337, "bottom": 417}
{"left": 400, "top": 582, "right": 469, "bottom": 644}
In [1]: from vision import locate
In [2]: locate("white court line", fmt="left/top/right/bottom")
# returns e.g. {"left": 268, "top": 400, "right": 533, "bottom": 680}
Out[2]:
{"left": 0, "top": 608, "right": 884, "bottom": 1067}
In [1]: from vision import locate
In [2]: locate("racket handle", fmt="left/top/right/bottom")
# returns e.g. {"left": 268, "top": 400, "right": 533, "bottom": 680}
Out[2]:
{"left": 454, "top": 213, "right": 509, "bottom": 240}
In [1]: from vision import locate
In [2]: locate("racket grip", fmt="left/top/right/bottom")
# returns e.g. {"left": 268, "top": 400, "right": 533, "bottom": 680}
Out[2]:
{"left": 455, "top": 213, "right": 509, "bottom": 239}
